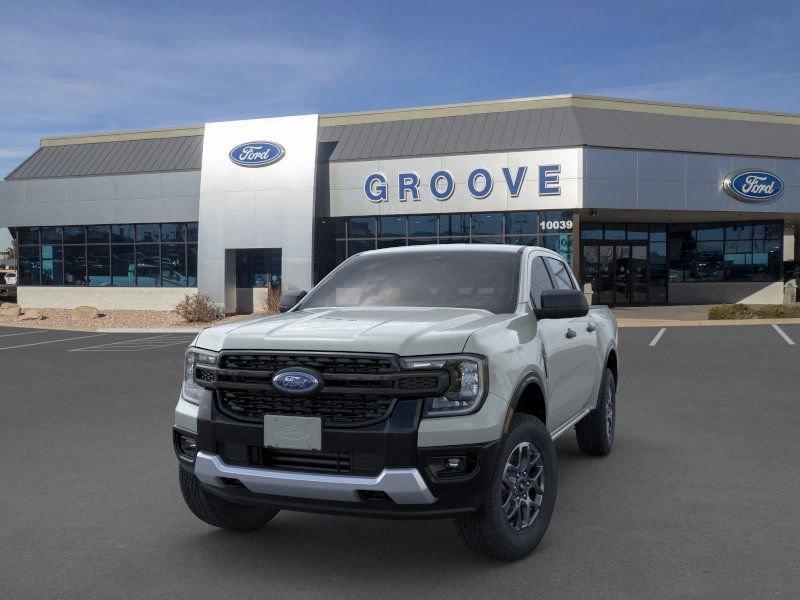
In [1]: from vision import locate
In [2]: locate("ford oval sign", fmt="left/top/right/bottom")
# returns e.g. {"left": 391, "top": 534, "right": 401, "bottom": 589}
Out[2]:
{"left": 272, "top": 369, "right": 321, "bottom": 395}
{"left": 229, "top": 141, "right": 285, "bottom": 167}
{"left": 723, "top": 170, "right": 784, "bottom": 203}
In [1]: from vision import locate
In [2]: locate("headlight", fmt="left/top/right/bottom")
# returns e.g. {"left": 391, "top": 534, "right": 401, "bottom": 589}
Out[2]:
{"left": 181, "top": 348, "right": 218, "bottom": 405}
{"left": 400, "top": 355, "right": 488, "bottom": 417}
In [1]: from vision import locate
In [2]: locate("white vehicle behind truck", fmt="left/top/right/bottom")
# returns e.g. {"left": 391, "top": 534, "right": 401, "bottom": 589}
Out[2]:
{"left": 174, "top": 245, "right": 619, "bottom": 560}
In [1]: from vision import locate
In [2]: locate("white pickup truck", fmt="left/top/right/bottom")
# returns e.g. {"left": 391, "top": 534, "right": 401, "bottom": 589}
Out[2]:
{"left": 174, "top": 245, "right": 619, "bottom": 560}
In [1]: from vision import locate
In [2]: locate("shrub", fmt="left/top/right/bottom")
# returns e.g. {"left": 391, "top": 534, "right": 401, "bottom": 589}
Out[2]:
{"left": 256, "top": 284, "right": 283, "bottom": 314}
{"left": 176, "top": 294, "right": 223, "bottom": 323}
{"left": 707, "top": 304, "right": 757, "bottom": 320}
{"left": 708, "top": 303, "right": 800, "bottom": 320}
{"left": 754, "top": 304, "right": 800, "bottom": 318}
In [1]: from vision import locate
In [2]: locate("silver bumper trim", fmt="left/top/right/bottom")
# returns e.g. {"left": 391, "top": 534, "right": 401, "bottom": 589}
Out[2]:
{"left": 194, "top": 452, "right": 436, "bottom": 505}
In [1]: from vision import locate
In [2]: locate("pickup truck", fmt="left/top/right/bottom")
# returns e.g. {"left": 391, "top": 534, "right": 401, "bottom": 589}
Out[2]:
{"left": 0, "top": 269, "right": 16, "bottom": 302}
{"left": 174, "top": 245, "right": 619, "bottom": 560}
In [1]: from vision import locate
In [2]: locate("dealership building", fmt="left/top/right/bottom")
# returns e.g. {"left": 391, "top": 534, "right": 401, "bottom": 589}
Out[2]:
{"left": 0, "top": 94, "right": 798, "bottom": 312}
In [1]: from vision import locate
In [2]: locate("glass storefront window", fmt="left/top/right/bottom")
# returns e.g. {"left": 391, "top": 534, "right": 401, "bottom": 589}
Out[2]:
{"left": 471, "top": 213, "right": 502, "bottom": 236}
{"left": 506, "top": 212, "right": 537, "bottom": 235}
{"left": 87, "top": 245, "right": 111, "bottom": 286}
{"left": 627, "top": 225, "right": 648, "bottom": 240}
{"left": 378, "top": 216, "right": 405, "bottom": 238}
{"left": 15, "top": 222, "right": 197, "bottom": 288}
{"left": 409, "top": 215, "right": 437, "bottom": 237}
{"left": 19, "top": 246, "right": 41, "bottom": 285}
{"left": 349, "top": 239, "right": 375, "bottom": 254}
{"left": 41, "top": 245, "right": 63, "bottom": 286}
{"left": 64, "top": 246, "right": 87, "bottom": 285}
{"left": 41, "top": 227, "right": 63, "bottom": 245}
{"left": 86, "top": 225, "right": 110, "bottom": 244}
{"left": 64, "top": 226, "right": 85, "bottom": 244}
{"left": 349, "top": 217, "right": 376, "bottom": 238}
{"left": 162, "top": 244, "right": 187, "bottom": 286}
{"left": 581, "top": 224, "right": 603, "bottom": 240}
{"left": 440, "top": 214, "right": 469, "bottom": 237}
{"left": 186, "top": 222, "right": 199, "bottom": 243}
{"left": 187, "top": 246, "right": 198, "bottom": 286}
{"left": 604, "top": 224, "right": 626, "bottom": 240}
{"left": 136, "top": 245, "right": 160, "bottom": 286}
{"left": 161, "top": 223, "right": 186, "bottom": 243}
{"left": 377, "top": 238, "right": 406, "bottom": 249}
{"left": 111, "top": 224, "right": 135, "bottom": 243}
{"left": 18, "top": 227, "right": 40, "bottom": 245}
{"left": 136, "top": 224, "right": 161, "bottom": 243}
{"left": 111, "top": 245, "right": 136, "bottom": 287}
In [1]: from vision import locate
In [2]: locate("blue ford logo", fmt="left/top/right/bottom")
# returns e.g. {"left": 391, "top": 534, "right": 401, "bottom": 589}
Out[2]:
{"left": 723, "top": 170, "right": 784, "bottom": 203}
{"left": 229, "top": 141, "right": 285, "bottom": 167}
{"left": 272, "top": 369, "right": 321, "bottom": 394}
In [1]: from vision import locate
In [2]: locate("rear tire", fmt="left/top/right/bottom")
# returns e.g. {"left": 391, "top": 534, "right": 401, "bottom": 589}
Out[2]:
{"left": 179, "top": 468, "right": 279, "bottom": 532}
{"left": 454, "top": 413, "right": 557, "bottom": 560}
{"left": 575, "top": 368, "right": 616, "bottom": 456}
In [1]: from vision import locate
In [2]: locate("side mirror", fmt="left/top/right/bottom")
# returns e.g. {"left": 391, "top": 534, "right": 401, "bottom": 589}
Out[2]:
{"left": 279, "top": 290, "right": 307, "bottom": 313}
{"left": 535, "top": 289, "right": 589, "bottom": 320}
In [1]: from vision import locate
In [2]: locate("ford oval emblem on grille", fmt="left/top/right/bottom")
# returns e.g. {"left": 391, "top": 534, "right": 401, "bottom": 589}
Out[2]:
{"left": 272, "top": 369, "right": 321, "bottom": 395}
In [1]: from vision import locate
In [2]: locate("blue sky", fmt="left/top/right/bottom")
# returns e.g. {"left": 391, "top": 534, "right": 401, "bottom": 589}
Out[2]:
{"left": 1, "top": 0, "right": 800, "bottom": 249}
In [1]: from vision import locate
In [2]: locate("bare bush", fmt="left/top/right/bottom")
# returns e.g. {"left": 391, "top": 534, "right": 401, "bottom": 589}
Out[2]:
{"left": 176, "top": 294, "right": 223, "bottom": 323}
{"left": 256, "top": 284, "right": 283, "bottom": 314}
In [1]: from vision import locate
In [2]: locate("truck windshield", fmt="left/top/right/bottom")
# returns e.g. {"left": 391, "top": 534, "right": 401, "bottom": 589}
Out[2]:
{"left": 299, "top": 250, "right": 521, "bottom": 314}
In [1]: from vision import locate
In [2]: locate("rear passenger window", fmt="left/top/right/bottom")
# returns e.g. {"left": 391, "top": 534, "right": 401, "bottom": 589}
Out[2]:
{"left": 544, "top": 257, "right": 575, "bottom": 290}
{"left": 530, "top": 257, "right": 554, "bottom": 308}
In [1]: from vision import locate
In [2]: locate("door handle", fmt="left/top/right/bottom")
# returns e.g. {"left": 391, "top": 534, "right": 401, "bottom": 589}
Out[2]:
{"left": 566, "top": 328, "right": 577, "bottom": 339}
{"left": 587, "top": 323, "right": 597, "bottom": 333}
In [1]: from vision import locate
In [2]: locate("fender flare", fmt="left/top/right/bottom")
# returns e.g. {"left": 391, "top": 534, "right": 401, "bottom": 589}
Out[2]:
{"left": 503, "top": 370, "right": 547, "bottom": 433}
{"left": 603, "top": 343, "right": 620, "bottom": 391}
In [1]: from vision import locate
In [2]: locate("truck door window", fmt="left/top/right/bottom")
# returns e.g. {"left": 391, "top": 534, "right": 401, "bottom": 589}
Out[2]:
{"left": 530, "top": 257, "right": 555, "bottom": 308}
{"left": 544, "top": 257, "right": 576, "bottom": 290}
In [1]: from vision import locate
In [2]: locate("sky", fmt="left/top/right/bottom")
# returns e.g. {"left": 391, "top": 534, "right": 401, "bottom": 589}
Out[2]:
{"left": 1, "top": 0, "right": 800, "bottom": 249}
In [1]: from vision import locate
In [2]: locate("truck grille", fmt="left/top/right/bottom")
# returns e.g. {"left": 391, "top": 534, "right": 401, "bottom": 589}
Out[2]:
{"left": 220, "top": 353, "right": 396, "bottom": 375}
{"left": 218, "top": 389, "right": 395, "bottom": 427}
{"left": 200, "top": 352, "right": 449, "bottom": 428}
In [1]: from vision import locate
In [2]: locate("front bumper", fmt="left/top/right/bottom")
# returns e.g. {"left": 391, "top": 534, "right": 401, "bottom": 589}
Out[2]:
{"left": 175, "top": 394, "right": 501, "bottom": 518}
{"left": 194, "top": 451, "right": 435, "bottom": 504}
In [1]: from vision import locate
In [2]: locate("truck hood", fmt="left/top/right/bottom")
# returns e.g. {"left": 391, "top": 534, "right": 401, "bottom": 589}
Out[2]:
{"left": 194, "top": 307, "right": 508, "bottom": 355}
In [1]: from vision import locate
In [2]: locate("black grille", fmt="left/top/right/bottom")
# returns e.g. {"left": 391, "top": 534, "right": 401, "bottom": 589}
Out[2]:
{"left": 220, "top": 353, "right": 397, "bottom": 374}
{"left": 218, "top": 389, "right": 395, "bottom": 427}
{"left": 218, "top": 442, "right": 355, "bottom": 474}
{"left": 398, "top": 375, "right": 440, "bottom": 391}
{"left": 207, "top": 352, "right": 448, "bottom": 428}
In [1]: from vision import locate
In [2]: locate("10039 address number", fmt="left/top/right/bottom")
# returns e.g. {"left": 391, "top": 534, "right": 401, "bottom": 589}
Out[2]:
{"left": 539, "top": 220, "right": 573, "bottom": 232}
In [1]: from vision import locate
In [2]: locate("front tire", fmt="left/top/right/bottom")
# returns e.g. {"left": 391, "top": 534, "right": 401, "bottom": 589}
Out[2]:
{"left": 575, "top": 368, "right": 616, "bottom": 456}
{"left": 179, "top": 468, "right": 279, "bottom": 532}
{"left": 454, "top": 414, "right": 557, "bottom": 560}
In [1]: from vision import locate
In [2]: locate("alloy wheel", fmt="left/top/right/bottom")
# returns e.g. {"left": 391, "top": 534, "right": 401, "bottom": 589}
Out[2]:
{"left": 501, "top": 441, "right": 545, "bottom": 531}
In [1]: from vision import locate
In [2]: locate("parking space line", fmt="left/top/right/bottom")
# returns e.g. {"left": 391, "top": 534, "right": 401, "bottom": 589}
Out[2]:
{"left": 0, "top": 330, "right": 49, "bottom": 339}
{"left": 649, "top": 328, "right": 666, "bottom": 347}
{"left": 0, "top": 333, "right": 106, "bottom": 351}
{"left": 771, "top": 324, "right": 795, "bottom": 346}
{"left": 69, "top": 334, "right": 194, "bottom": 352}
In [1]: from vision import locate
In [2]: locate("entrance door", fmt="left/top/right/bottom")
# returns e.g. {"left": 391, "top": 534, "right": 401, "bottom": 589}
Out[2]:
{"left": 582, "top": 243, "right": 648, "bottom": 305}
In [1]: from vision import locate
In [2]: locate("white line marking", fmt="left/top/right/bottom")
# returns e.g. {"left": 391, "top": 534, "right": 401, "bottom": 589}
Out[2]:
{"left": 0, "top": 330, "right": 49, "bottom": 339}
{"left": 649, "top": 327, "right": 667, "bottom": 347}
{"left": 69, "top": 334, "right": 194, "bottom": 352}
{"left": 771, "top": 324, "right": 795, "bottom": 346}
{"left": 0, "top": 333, "right": 106, "bottom": 351}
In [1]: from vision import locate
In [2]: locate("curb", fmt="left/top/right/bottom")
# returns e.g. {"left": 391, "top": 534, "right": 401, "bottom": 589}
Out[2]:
{"left": 0, "top": 321, "right": 203, "bottom": 334}
{"left": 617, "top": 317, "right": 800, "bottom": 328}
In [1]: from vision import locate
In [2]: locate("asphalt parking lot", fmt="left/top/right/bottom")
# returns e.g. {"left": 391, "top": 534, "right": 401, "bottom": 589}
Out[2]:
{"left": 1, "top": 324, "right": 799, "bottom": 599}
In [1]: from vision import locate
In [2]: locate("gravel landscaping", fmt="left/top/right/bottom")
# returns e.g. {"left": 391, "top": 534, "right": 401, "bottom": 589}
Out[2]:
{"left": 0, "top": 306, "right": 259, "bottom": 331}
